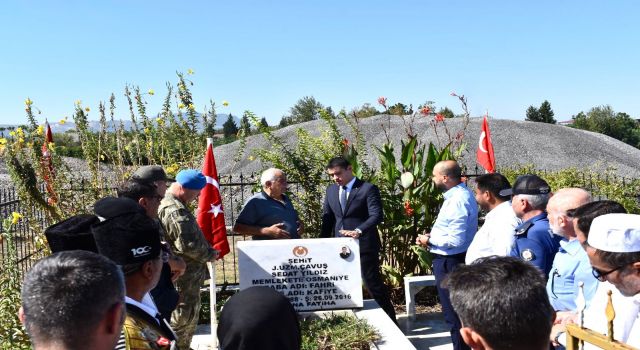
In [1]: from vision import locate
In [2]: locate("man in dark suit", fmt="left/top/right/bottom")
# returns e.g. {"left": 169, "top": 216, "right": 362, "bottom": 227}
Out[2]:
{"left": 321, "top": 156, "right": 397, "bottom": 323}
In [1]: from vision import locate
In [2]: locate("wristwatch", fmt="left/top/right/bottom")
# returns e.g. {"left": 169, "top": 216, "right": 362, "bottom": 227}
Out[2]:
{"left": 354, "top": 228, "right": 362, "bottom": 236}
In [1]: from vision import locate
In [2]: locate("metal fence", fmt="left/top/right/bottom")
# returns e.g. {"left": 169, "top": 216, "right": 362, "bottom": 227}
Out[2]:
{"left": 2, "top": 168, "right": 639, "bottom": 283}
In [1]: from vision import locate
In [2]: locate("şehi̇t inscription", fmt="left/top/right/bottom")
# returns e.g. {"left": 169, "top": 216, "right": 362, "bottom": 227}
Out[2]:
{"left": 238, "top": 238, "right": 363, "bottom": 311}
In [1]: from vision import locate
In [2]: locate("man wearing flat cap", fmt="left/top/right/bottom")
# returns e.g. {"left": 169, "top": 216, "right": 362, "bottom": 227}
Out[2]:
{"left": 92, "top": 209, "right": 178, "bottom": 349}
{"left": 159, "top": 169, "right": 218, "bottom": 350}
{"left": 502, "top": 174, "right": 561, "bottom": 277}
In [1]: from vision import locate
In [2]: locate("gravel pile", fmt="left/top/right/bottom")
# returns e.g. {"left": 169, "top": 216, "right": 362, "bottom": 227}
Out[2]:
{"left": 211, "top": 115, "right": 640, "bottom": 178}
{"left": 1, "top": 116, "right": 638, "bottom": 189}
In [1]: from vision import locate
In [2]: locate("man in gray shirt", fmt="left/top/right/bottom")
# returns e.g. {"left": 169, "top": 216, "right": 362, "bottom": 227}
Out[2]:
{"left": 233, "top": 168, "right": 303, "bottom": 239}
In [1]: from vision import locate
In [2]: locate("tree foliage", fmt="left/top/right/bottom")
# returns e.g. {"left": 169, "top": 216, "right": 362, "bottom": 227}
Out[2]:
{"left": 279, "top": 96, "right": 326, "bottom": 127}
{"left": 438, "top": 107, "right": 455, "bottom": 119}
{"left": 223, "top": 114, "right": 239, "bottom": 139}
{"left": 526, "top": 100, "right": 556, "bottom": 124}
{"left": 572, "top": 105, "right": 640, "bottom": 148}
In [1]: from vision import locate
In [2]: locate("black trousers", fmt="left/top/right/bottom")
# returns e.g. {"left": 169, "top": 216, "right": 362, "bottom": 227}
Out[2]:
{"left": 432, "top": 252, "right": 470, "bottom": 350}
{"left": 360, "top": 252, "right": 397, "bottom": 324}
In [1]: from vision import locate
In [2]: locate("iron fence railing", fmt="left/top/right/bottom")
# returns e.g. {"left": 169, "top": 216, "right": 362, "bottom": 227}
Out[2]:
{"left": 1, "top": 169, "right": 639, "bottom": 283}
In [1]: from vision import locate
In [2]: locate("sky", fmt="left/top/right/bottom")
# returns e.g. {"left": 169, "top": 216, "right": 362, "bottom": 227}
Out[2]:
{"left": 1, "top": 1, "right": 639, "bottom": 126}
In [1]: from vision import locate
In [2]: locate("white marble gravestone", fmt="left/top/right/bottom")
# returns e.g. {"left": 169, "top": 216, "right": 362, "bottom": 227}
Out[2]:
{"left": 238, "top": 237, "right": 363, "bottom": 311}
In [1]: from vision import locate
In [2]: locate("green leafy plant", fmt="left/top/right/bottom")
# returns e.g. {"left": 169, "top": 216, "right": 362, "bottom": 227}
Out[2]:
{"left": 0, "top": 213, "right": 32, "bottom": 350}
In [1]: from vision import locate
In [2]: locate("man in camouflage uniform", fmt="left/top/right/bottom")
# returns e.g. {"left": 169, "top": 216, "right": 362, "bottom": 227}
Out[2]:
{"left": 158, "top": 169, "right": 218, "bottom": 349}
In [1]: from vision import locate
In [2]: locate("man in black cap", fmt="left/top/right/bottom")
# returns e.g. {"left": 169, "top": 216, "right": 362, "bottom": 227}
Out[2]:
{"left": 131, "top": 165, "right": 173, "bottom": 199}
{"left": 92, "top": 208, "right": 178, "bottom": 350}
{"left": 118, "top": 179, "right": 185, "bottom": 318}
{"left": 20, "top": 250, "right": 126, "bottom": 350}
{"left": 500, "top": 174, "right": 561, "bottom": 277}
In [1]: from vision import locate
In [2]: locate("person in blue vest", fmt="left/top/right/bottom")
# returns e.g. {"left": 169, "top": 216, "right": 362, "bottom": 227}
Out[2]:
{"left": 500, "top": 174, "right": 561, "bottom": 277}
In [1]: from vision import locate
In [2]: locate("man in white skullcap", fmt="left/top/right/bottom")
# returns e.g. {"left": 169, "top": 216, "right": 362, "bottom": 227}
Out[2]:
{"left": 584, "top": 213, "right": 640, "bottom": 347}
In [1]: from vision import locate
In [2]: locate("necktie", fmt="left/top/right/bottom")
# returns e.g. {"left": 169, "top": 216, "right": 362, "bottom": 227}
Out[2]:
{"left": 340, "top": 186, "right": 347, "bottom": 213}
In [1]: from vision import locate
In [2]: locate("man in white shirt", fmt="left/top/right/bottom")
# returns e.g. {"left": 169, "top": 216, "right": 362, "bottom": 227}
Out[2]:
{"left": 466, "top": 173, "right": 520, "bottom": 264}
{"left": 584, "top": 214, "right": 640, "bottom": 347}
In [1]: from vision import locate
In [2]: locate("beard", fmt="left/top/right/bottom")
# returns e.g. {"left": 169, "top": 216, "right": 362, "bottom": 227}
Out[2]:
{"left": 549, "top": 223, "right": 566, "bottom": 237}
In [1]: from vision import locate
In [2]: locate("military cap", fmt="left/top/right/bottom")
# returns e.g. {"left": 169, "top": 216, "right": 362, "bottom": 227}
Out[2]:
{"left": 91, "top": 211, "right": 162, "bottom": 265}
{"left": 93, "top": 196, "right": 146, "bottom": 221}
{"left": 499, "top": 174, "right": 551, "bottom": 196}
{"left": 176, "top": 169, "right": 206, "bottom": 190}
{"left": 131, "top": 165, "right": 174, "bottom": 183}
{"left": 44, "top": 214, "right": 100, "bottom": 253}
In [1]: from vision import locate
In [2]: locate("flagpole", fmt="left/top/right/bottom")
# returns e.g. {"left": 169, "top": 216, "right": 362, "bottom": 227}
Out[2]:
{"left": 205, "top": 137, "right": 218, "bottom": 349}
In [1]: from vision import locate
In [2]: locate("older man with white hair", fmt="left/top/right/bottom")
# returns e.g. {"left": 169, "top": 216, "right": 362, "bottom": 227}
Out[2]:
{"left": 233, "top": 168, "right": 303, "bottom": 239}
{"left": 546, "top": 188, "right": 596, "bottom": 312}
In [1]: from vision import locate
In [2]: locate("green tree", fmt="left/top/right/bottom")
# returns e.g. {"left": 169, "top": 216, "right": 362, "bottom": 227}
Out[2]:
{"left": 259, "top": 117, "right": 269, "bottom": 129}
{"left": 350, "top": 103, "right": 380, "bottom": 118}
{"left": 222, "top": 114, "right": 238, "bottom": 139}
{"left": 526, "top": 100, "right": 556, "bottom": 124}
{"left": 438, "top": 107, "right": 455, "bottom": 119}
{"left": 239, "top": 113, "right": 251, "bottom": 136}
{"left": 281, "top": 96, "right": 325, "bottom": 126}
{"left": 525, "top": 106, "right": 540, "bottom": 122}
{"left": 388, "top": 102, "right": 409, "bottom": 115}
{"left": 572, "top": 105, "right": 640, "bottom": 148}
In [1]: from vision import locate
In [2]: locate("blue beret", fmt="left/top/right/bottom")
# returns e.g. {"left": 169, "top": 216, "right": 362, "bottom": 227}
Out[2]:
{"left": 176, "top": 169, "right": 206, "bottom": 190}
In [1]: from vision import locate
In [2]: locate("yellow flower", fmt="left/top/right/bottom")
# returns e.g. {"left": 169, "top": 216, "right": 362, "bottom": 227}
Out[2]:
{"left": 187, "top": 68, "right": 194, "bottom": 75}
{"left": 18, "top": 137, "right": 24, "bottom": 143}
{"left": 11, "top": 212, "right": 23, "bottom": 225}
{"left": 148, "top": 89, "right": 155, "bottom": 96}
{"left": 16, "top": 127, "right": 23, "bottom": 136}
{"left": 222, "top": 101, "right": 229, "bottom": 107}
{"left": 37, "top": 125, "right": 44, "bottom": 135}
{"left": 248, "top": 155, "right": 255, "bottom": 161}
{"left": 25, "top": 98, "right": 33, "bottom": 106}
{"left": 125, "top": 145, "right": 131, "bottom": 151}
{"left": 75, "top": 100, "right": 82, "bottom": 106}
{"left": 48, "top": 142, "right": 55, "bottom": 151}
{"left": 85, "top": 107, "right": 90, "bottom": 113}
{"left": 100, "top": 154, "right": 105, "bottom": 160}
{"left": 144, "top": 127, "right": 150, "bottom": 134}
{"left": 0, "top": 138, "right": 6, "bottom": 145}
{"left": 188, "top": 103, "right": 195, "bottom": 110}
{"left": 59, "top": 118, "right": 66, "bottom": 125}
{"left": 178, "top": 103, "right": 185, "bottom": 109}
{"left": 9, "top": 131, "right": 15, "bottom": 137}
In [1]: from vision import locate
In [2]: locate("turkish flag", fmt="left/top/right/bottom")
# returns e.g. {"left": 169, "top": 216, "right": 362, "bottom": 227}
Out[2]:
{"left": 197, "top": 139, "right": 230, "bottom": 259}
{"left": 476, "top": 115, "right": 496, "bottom": 173}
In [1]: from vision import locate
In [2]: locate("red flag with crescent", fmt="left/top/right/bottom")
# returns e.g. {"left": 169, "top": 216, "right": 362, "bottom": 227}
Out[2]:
{"left": 476, "top": 115, "right": 495, "bottom": 173}
{"left": 197, "top": 139, "right": 230, "bottom": 259}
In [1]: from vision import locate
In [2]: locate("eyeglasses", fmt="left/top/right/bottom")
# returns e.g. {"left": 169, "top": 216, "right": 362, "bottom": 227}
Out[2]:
{"left": 591, "top": 265, "right": 626, "bottom": 282}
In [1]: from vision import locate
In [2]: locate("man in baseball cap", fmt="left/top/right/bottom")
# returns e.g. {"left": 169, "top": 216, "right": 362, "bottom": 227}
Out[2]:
{"left": 504, "top": 175, "right": 562, "bottom": 277}
{"left": 131, "top": 165, "right": 174, "bottom": 198}
{"left": 158, "top": 169, "right": 217, "bottom": 349}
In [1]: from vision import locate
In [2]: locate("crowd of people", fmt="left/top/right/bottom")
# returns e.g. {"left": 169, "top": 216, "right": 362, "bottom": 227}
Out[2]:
{"left": 16, "top": 157, "right": 640, "bottom": 350}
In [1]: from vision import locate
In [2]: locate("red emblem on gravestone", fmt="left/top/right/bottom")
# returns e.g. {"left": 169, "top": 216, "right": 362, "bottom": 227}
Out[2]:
{"left": 292, "top": 246, "right": 308, "bottom": 257}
